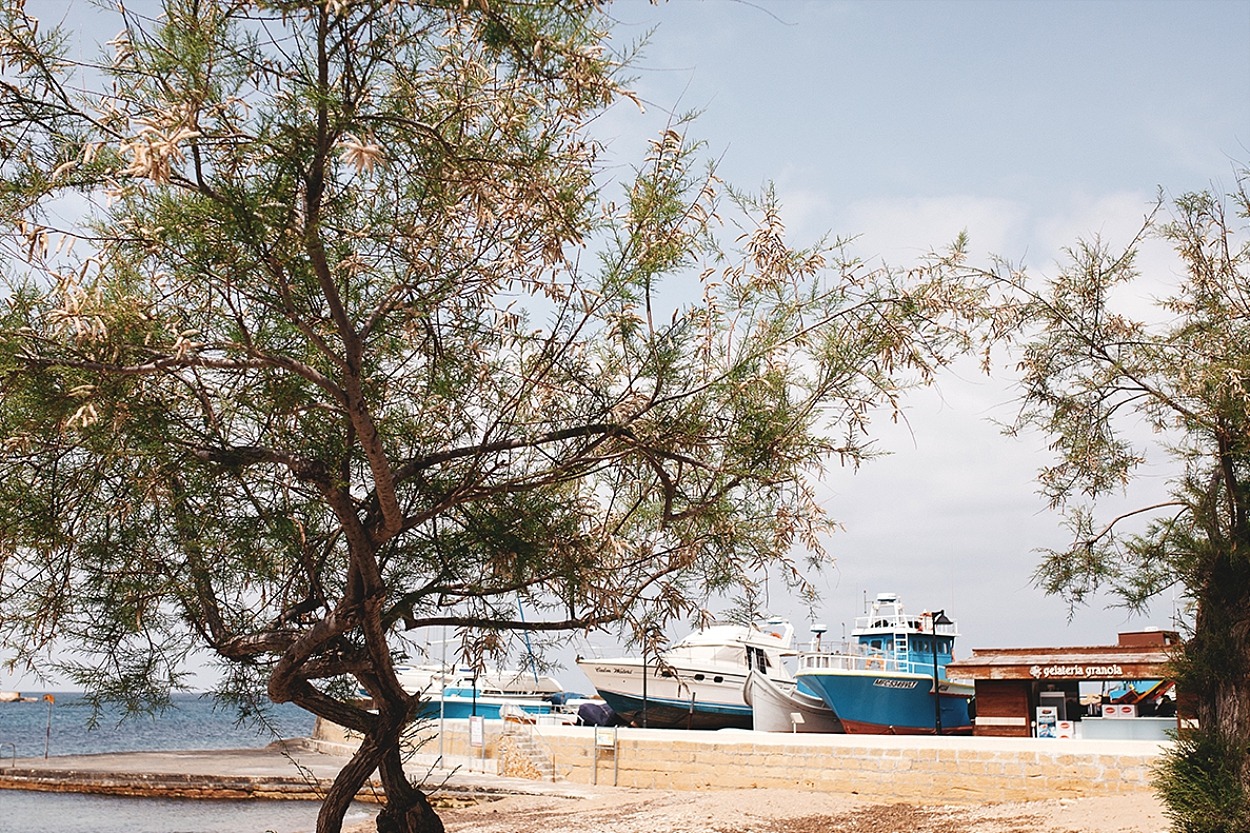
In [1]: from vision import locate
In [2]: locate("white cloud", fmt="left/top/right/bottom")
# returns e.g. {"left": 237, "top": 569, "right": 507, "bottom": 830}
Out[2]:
{"left": 837, "top": 195, "right": 1029, "bottom": 268}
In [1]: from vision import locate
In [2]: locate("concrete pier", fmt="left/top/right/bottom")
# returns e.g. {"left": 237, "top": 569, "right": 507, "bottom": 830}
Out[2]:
{"left": 0, "top": 740, "right": 594, "bottom": 802}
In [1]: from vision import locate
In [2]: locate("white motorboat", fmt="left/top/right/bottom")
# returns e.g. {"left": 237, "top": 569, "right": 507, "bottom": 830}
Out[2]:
{"left": 576, "top": 618, "right": 795, "bottom": 729}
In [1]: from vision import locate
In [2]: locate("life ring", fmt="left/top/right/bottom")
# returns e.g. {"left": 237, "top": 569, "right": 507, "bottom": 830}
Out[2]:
{"left": 866, "top": 657, "right": 885, "bottom": 670}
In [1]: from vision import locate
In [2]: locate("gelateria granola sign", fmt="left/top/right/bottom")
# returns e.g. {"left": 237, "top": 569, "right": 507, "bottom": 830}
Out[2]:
{"left": 1029, "top": 663, "right": 1125, "bottom": 679}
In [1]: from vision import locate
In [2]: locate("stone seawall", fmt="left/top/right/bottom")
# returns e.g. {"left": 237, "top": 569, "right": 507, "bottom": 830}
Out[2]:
{"left": 313, "top": 718, "right": 1164, "bottom": 802}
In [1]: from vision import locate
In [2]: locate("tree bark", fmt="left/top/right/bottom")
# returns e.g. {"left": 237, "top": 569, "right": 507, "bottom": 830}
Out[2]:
{"left": 289, "top": 685, "right": 443, "bottom": 833}
{"left": 279, "top": 659, "right": 442, "bottom": 833}
{"left": 308, "top": 692, "right": 442, "bottom": 833}
{"left": 316, "top": 728, "right": 388, "bottom": 833}
{"left": 1188, "top": 540, "right": 1250, "bottom": 794}
{"left": 375, "top": 736, "right": 445, "bottom": 833}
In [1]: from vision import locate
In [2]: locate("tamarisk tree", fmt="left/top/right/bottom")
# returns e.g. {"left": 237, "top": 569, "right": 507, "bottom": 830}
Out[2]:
{"left": 997, "top": 175, "right": 1250, "bottom": 831}
{"left": 0, "top": 2, "right": 982, "bottom": 831}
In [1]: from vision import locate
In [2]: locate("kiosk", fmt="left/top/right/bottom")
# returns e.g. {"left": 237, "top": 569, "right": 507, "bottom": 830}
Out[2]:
{"left": 946, "top": 628, "right": 1186, "bottom": 739}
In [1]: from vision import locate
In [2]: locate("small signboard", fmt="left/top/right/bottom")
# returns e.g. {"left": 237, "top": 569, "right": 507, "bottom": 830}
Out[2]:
{"left": 595, "top": 726, "right": 618, "bottom": 749}
{"left": 469, "top": 715, "right": 485, "bottom": 748}
{"left": 1036, "top": 705, "right": 1058, "bottom": 738}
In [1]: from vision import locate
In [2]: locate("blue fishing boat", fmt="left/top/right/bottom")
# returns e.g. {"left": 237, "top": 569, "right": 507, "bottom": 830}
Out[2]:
{"left": 795, "top": 593, "right": 974, "bottom": 735}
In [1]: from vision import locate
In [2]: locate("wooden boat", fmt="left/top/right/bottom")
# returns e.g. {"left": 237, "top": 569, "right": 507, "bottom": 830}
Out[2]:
{"left": 744, "top": 670, "right": 842, "bottom": 733}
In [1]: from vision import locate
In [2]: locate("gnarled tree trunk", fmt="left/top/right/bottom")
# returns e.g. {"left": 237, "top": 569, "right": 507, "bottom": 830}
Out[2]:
{"left": 1188, "top": 548, "right": 1250, "bottom": 790}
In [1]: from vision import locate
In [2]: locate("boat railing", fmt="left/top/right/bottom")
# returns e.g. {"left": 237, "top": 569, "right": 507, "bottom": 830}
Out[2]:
{"left": 797, "top": 648, "right": 940, "bottom": 677}
{"left": 852, "top": 611, "right": 958, "bottom": 636}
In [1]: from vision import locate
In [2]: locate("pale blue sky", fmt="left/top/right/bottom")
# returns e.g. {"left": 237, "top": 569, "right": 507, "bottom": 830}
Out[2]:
{"left": 613, "top": 1, "right": 1247, "bottom": 198}
{"left": 581, "top": 0, "right": 1250, "bottom": 661}
{"left": 3, "top": 0, "right": 1248, "bottom": 692}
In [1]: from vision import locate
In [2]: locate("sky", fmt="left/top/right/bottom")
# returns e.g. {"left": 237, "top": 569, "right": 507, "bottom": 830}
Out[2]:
{"left": 573, "top": 0, "right": 1250, "bottom": 667}
{"left": 3, "top": 0, "right": 1250, "bottom": 694}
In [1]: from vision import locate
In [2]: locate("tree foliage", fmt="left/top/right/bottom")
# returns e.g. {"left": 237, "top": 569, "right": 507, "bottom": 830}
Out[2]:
{"left": 1155, "top": 728, "right": 1250, "bottom": 833}
{"left": 993, "top": 172, "right": 1250, "bottom": 824}
{"left": 0, "top": 2, "right": 982, "bottom": 830}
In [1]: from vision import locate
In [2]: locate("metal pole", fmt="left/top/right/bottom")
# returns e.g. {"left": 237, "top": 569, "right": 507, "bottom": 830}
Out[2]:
{"left": 42, "top": 694, "right": 54, "bottom": 759}
{"left": 438, "top": 626, "right": 446, "bottom": 763}
{"left": 641, "top": 648, "right": 648, "bottom": 728}
{"left": 931, "top": 611, "right": 944, "bottom": 736}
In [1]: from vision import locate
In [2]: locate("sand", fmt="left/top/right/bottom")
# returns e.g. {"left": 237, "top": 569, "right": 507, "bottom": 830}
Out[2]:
{"left": 349, "top": 787, "right": 1168, "bottom": 833}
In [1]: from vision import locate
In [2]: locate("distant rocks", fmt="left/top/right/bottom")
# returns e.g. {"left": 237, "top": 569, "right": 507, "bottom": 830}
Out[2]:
{"left": 1, "top": 691, "right": 37, "bottom": 703}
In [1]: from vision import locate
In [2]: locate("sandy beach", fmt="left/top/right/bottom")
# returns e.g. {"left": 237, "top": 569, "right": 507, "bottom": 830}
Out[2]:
{"left": 0, "top": 743, "right": 1167, "bottom": 833}
{"left": 346, "top": 787, "right": 1169, "bottom": 833}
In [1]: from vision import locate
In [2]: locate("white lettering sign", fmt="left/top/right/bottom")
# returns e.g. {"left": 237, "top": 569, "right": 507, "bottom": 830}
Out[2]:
{"left": 1028, "top": 664, "right": 1125, "bottom": 679}
{"left": 594, "top": 666, "right": 636, "bottom": 675}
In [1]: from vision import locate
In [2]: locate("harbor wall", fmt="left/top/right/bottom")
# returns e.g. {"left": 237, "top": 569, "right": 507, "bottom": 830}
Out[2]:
{"left": 312, "top": 718, "right": 1164, "bottom": 802}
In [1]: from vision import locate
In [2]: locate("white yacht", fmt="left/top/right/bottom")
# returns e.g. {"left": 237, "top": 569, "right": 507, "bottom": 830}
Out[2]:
{"left": 576, "top": 619, "right": 795, "bottom": 729}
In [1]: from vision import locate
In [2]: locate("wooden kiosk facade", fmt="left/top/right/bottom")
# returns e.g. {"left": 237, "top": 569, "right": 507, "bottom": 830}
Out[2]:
{"left": 946, "top": 629, "right": 1181, "bottom": 738}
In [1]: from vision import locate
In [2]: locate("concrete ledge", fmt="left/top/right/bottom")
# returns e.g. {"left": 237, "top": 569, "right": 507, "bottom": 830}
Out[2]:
{"left": 0, "top": 744, "right": 365, "bottom": 801}
{"left": 0, "top": 767, "right": 339, "bottom": 800}
{"left": 0, "top": 743, "right": 603, "bottom": 803}
{"left": 327, "top": 718, "right": 1167, "bottom": 802}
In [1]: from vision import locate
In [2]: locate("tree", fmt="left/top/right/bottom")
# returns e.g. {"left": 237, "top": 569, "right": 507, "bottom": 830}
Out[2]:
{"left": 996, "top": 173, "right": 1250, "bottom": 831}
{"left": 0, "top": 2, "right": 982, "bottom": 831}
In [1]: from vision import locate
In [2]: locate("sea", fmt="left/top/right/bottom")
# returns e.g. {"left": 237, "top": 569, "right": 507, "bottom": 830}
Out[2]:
{"left": 0, "top": 692, "right": 377, "bottom": 833}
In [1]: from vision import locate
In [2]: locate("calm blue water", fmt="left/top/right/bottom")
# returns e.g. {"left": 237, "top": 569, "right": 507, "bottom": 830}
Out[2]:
{"left": 0, "top": 692, "right": 315, "bottom": 759}
{"left": 0, "top": 692, "right": 375, "bottom": 833}
{"left": 0, "top": 791, "right": 382, "bottom": 833}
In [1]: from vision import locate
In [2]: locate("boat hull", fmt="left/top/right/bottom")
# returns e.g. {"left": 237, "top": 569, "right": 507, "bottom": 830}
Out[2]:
{"left": 595, "top": 689, "right": 753, "bottom": 730}
{"left": 416, "top": 691, "right": 554, "bottom": 721}
{"left": 798, "top": 670, "right": 973, "bottom": 735}
{"left": 744, "top": 671, "right": 842, "bottom": 733}
{"left": 577, "top": 621, "right": 797, "bottom": 730}
{"left": 577, "top": 658, "right": 767, "bottom": 729}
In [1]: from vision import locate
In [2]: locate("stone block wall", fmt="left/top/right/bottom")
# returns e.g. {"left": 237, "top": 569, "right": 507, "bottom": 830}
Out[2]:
{"left": 313, "top": 718, "right": 1163, "bottom": 801}
{"left": 533, "top": 728, "right": 1163, "bottom": 800}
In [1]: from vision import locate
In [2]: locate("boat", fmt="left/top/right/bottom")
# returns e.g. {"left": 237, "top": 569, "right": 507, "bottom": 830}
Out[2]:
{"left": 575, "top": 618, "right": 795, "bottom": 730}
{"left": 391, "top": 664, "right": 570, "bottom": 721}
{"left": 795, "top": 593, "right": 974, "bottom": 735}
{"left": 743, "top": 669, "right": 842, "bottom": 733}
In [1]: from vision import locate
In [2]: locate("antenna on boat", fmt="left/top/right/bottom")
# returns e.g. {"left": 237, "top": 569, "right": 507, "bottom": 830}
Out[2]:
{"left": 810, "top": 623, "right": 827, "bottom": 651}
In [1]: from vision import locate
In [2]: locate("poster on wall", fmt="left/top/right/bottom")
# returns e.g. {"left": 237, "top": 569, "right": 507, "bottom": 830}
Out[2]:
{"left": 469, "top": 715, "right": 485, "bottom": 748}
{"left": 1036, "top": 705, "right": 1058, "bottom": 738}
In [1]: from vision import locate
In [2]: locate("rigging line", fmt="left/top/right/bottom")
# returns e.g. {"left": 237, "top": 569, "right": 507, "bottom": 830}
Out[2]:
{"left": 516, "top": 594, "right": 540, "bottom": 685}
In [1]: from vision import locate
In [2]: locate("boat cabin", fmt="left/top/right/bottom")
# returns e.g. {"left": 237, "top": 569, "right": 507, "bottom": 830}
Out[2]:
{"left": 810, "top": 593, "right": 960, "bottom": 678}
